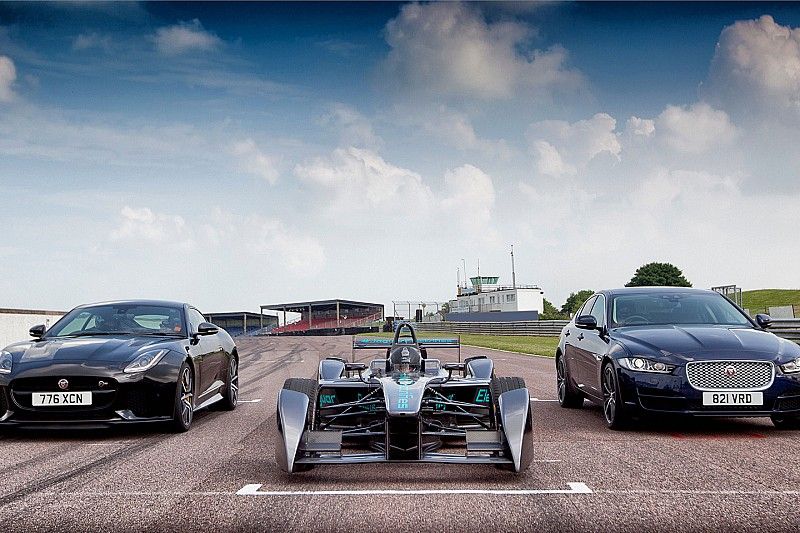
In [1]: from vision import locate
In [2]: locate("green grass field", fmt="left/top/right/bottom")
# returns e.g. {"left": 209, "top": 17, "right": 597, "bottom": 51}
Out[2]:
{"left": 360, "top": 331, "right": 559, "bottom": 357}
{"left": 742, "top": 289, "right": 800, "bottom": 313}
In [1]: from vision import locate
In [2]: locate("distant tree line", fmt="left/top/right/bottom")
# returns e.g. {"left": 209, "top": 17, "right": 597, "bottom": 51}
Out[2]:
{"left": 541, "top": 262, "right": 691, "bottom": 320}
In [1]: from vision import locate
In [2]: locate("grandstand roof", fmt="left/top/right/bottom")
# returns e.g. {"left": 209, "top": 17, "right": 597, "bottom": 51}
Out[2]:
{"left": 261, "top": 299, "right": 383, "bottom": 313}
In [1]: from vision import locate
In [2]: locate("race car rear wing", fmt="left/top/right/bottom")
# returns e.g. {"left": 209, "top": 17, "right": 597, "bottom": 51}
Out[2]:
{"left": 352, "top": 336, "right": 462, "bottom": 361}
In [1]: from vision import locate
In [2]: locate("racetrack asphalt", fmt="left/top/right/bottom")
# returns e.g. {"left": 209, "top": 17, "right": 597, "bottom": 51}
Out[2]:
{"left": 1, "top": 335, "right": 799, "bottom": 532}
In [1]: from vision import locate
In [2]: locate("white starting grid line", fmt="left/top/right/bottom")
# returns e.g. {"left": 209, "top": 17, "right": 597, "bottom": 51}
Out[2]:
{"left": 237, "top": 399, "right": 263, "bottom": 403}
{"left": 235, "top": 482, "right": 593, "bottom": 496}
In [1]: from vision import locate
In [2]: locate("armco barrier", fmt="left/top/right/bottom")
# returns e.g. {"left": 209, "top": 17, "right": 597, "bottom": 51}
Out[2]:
{"left": 417, "top": 318, "right": 800, "bottom": 343}
{"left": 416, "top": 320, "right": 569, "bottom": 337}
{"left": 771, "top": 319, "right": 800, "bottom": 342}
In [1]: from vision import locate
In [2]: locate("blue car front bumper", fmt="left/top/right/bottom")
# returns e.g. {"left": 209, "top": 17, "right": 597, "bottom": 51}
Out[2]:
{"left": 617, "top": 366, "right": 800, "bottom": 417}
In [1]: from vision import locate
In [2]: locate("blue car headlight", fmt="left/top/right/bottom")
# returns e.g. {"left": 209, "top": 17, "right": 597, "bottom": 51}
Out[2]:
{"left": 619, "top": 356, "right": 675, "bottom": 374}
{"left": 781, "top": 357, "right": 800, "bottom": 374}
{"left": 0, "top": 351, "right": 12, "bottom": 374}
{"left": 124, "top": 349, "right": 168, "bottom": 373}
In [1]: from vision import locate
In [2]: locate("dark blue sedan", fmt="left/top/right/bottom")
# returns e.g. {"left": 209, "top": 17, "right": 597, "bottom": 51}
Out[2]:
{"left": 556, "top": 287, "right": 800, "bottom": 429}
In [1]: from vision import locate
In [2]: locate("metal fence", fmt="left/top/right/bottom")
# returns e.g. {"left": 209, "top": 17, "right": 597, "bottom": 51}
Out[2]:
{"left": 415, "top": 320, "right": 569, "bottom": 337}
{"left": 771, "top": 319, "right": 800, "bottom": 342}
{"left": 417, "top": 318, "right": 800, "bottom": 343}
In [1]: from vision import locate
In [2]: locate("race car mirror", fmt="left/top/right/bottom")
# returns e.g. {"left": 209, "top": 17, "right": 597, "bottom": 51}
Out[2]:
{"left": 29, "top": 324, "right": 46, "bottom": 338}
{"left": 196, "top": 322, "right": 219, "bottom": 336}
{"left": 755, "top": 314, "right": 772, "bottom": 329}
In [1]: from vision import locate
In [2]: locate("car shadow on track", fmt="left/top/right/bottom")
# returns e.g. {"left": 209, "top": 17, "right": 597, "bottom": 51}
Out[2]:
{"left": 0, "top": 408, "right": 225, "bottom": 442}
{"left": 575, "top": 401, "right": 790, "bottom": 437}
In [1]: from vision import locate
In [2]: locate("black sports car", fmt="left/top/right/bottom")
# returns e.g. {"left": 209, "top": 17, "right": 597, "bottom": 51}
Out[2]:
{"left": 556, "top": 287, "right": 800, "bottom": 429}
{"left": 275, "top": 323, "right": 533, "bottom": 473}
{"left": 0, "top": 300, "right": 238, "bottom": 431}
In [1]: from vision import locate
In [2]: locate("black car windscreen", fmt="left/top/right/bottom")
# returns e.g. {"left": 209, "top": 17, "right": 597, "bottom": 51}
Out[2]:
{"left": 610, "top": 293, "right": 751, "bottom": 328}
{"left": 46, "top": 304, "right": 186, "bottom": 337}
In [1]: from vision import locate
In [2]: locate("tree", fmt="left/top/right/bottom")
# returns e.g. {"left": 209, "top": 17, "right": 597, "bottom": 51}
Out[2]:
{"left": 560, "top": 290, "right": 594, "bottom": 316}
{"left": 626, "top": 262, "right": 692, "bottom": 287}
{"left": 540, "top": 299, "right": 567, "bottom": 320}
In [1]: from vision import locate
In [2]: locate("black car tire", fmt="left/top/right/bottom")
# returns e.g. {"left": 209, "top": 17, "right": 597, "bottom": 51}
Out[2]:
{"left": 219, "top": 355, "right": 239, "bottom": 411}
{"left": 771, "top": 414, "right": 800, "bottom": 429}
{"left": 276, "top": 378, "right": 317, "bottom": 431}
{"left": 556, "top": 354, "right": 584, "bottom": 408}
{"left": 171, "top": 362, "right": 194, "bottom": 433}
{"left": 601, "top": 362, "right": 631, "bottom": 430}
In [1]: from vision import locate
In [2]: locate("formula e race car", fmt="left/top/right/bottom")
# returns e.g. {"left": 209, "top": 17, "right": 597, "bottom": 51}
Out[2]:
{"left": 275, "top": 323, "right": 533, "bottom": 473}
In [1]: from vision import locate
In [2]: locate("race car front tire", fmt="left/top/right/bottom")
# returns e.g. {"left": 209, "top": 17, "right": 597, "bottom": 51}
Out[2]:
{"left": 277, "top": 378, "right": 317, "bottom": 430}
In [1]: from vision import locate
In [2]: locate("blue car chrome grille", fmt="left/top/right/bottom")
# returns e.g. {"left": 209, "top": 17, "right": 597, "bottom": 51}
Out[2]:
{"left": 686, "top": 360, "right": 774, "bottom": 391}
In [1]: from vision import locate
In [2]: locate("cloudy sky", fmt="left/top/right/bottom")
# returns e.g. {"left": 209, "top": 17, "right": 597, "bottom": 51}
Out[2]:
{"left": 1, "top": 1, "right": 799, "bottom": 314}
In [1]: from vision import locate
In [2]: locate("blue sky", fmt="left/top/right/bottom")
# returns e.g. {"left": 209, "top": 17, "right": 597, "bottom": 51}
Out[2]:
{"left": 1, "top": 2, "right": 799, "bottom": 313}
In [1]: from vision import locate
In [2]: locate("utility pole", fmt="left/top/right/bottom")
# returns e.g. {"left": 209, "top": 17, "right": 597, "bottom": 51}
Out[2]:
{"left": 461, "top": 258, "right": 467, "bottom": 288}
{"left": 511, "top": 244, "right": 517, "bottom": 290}
{"left": 477, "top": 258, "right": 481, "bottom": 292}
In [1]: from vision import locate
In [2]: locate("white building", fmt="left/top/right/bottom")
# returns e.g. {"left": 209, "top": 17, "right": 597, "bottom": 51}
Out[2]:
{"left": 0, "top": 308, "right": 64, "bottom": 349}
{"left": 449, "top": 276, "right": 544, "bottom": 314}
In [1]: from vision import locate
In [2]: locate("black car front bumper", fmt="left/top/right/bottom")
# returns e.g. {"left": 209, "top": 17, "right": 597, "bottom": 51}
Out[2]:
{"left": 0, "top": 370, "right": 179, "bottom": 428}
{"left": 617, "top": 366, "right": 800, "bottom": 417}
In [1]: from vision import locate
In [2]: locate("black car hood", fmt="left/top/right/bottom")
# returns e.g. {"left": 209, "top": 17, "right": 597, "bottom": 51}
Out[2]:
{"left": 6, "top": 336, "right": 183, "bottom": 364}
{"left": 611, "top": 325, "right": 800, "bottom": 361}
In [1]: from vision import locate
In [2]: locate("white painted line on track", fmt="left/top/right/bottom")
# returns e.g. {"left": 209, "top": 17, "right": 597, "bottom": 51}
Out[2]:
{"left": 238, "top": 399, "right": 263, "bottom": 403}
{"left": 236, "top": 482, "right": 592, "bottom": 496}
{"left": 530, "top": 398, "right": 559, "bottom": 402}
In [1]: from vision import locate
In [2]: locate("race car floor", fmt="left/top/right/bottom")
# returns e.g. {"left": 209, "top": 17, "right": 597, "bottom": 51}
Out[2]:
{"left": 1, "top": 336, "right": 799, "bottom": 532}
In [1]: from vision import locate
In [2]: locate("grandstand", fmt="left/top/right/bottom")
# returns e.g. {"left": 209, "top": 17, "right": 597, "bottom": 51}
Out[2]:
{"left": 204, "top": 311, "right": 278, "bottom": 337}
{"left": 261, "top": 299, "right": 384, "bottom": 336}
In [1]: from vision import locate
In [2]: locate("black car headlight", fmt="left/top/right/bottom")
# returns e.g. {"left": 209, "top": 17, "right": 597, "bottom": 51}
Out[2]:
{"left": 781, "top": 357, "right": 800, "bottom": 374}
{"left": 0, "top": 351, "right": 11, "bottom": 374}
{"left": 124, "top": 349, "right": 168, "bottom": 373}
{"left": 619, "top": 357, "right": 675, "bottom": 374}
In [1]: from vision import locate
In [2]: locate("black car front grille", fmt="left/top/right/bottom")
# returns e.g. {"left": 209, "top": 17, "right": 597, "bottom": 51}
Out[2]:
{"left": 10, "top": 376, "right": 118, "bottom": 412}
{"left": 118, "top": 385, "right": 171, "bottom": 418}
{"left": 686, "top": 361, "right": 774, "bottom": 391}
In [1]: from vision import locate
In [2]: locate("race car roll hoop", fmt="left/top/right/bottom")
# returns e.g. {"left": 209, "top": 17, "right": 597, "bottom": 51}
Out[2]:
{"left": 275, "top": 323, "right": 534, "bottom": 473}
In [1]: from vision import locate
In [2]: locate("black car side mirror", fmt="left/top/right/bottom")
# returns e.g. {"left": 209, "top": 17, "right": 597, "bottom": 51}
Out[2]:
{"left": 755, "top": 314, "right": 772, "bottom": 329}
{"left": 575, "top": 315, "right": 598, "bottom": 330}
{"left": 29, "top": 324, "right": 46, "bottom": 338}
{"left": 196, "top": 322, "right": 219, "bottom": 336}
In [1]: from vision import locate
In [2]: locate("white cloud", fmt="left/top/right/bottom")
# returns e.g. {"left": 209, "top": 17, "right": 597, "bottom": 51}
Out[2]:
{"left": 381, "top": 2, "right": 582, "bottom": 99}
{"left": 231, "top": 138, "right": 280, "bottom": 184}
{"left": 527, "top": 113, "right": 621, "bottom": 177}
{"left": 110, "top": 206, "right": 193, "bottom": 248}
{"left": 626, "top": 116, "right": 655, "bottom": 137}
{"left": 440, "top": 164, "right": 496, "bottom": 230}
{"left": 708, "top": 15, "right": 800, "bottom": 114}
{"left": 655, "top": 102, "right": 737, "bottom": 153}
{"left": 419, "top": 106, "right": 512, "bottom": 158}
{"left": 152, "top": 19, "right": 222, "bottom": 56}
{"left": 321, "top": 104, "right": 382, "bottom": 149}
{"left": 293, "top": 146, "right": 434, "bottom": 212}
{"left": 72, "top": 33, "right": 112, "bottom": 52}
{"left": 0, "top": 55, "right": 17, "bottom": 102}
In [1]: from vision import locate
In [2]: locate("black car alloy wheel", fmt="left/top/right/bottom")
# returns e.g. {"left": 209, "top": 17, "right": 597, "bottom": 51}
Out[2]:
{"left": 172, "top": 363, "right": 194, "bottom": 432}
{"left": 557, "top": 355, "right": 583, "bottom": 408}
{"left": 221, "top": 356, "right": 238, "bottom": 410}
{"left": 602, "top": 363, "right": 629, "bottom": 429}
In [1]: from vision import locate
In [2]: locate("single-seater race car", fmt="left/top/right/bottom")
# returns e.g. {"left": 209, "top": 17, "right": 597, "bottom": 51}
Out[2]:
{"left": 275, "top": 323, "right": 533, "bottom": 473}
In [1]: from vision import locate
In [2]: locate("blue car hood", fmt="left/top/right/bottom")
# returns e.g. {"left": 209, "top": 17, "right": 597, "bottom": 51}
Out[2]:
{"left": 612, "top": 325, "right": 799, "bottom": 361}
